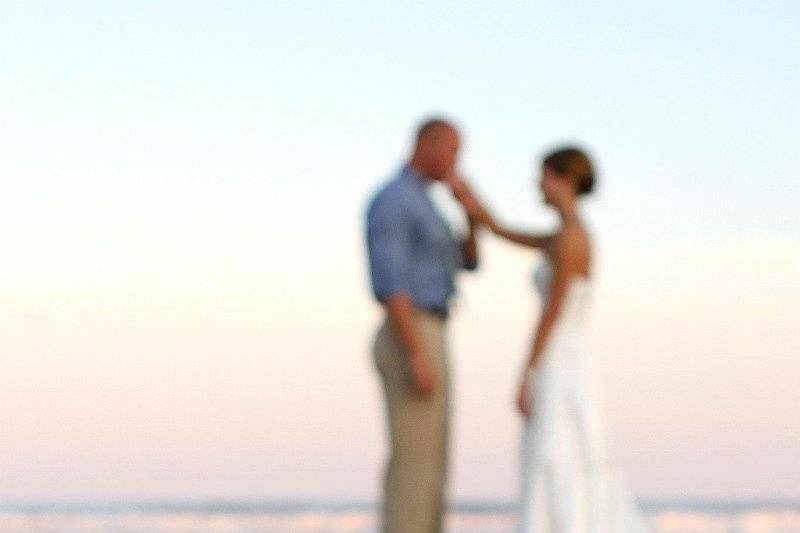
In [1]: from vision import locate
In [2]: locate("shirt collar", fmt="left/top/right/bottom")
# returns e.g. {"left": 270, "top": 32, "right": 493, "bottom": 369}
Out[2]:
{"left": 401, "top": 164, "right": 433, "bottom": 191}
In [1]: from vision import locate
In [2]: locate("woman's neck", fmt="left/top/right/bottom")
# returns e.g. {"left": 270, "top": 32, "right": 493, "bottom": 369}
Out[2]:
{"left": 556, "top": 197, "right": 580, "bottom": 224}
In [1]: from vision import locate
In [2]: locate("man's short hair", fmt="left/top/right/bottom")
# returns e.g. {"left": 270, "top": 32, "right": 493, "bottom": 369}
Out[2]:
{"left": 415, "top": 117, "right": 455, "bottom": 145}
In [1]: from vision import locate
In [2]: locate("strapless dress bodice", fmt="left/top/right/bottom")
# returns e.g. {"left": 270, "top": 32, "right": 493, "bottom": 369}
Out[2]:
{"left": 533, "top": 259, "right": 592, "bottom": 305}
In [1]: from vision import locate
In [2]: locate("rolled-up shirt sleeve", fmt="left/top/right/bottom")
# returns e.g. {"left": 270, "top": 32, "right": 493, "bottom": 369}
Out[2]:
{"left": 367, "top": 197, "right": 412, "bottom": 301}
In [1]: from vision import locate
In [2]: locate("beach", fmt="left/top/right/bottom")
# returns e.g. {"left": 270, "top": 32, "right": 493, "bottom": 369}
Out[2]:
{"left": 2, "top": 501, "right": 799, "bottom": 532}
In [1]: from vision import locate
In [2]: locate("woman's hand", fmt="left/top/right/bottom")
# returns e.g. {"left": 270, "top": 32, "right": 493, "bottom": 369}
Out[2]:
{"left": 445, "top": 173, "right": 496, "bottom": 228}
{"left": 516, "top": 371, "right": 534, "bottom": 418}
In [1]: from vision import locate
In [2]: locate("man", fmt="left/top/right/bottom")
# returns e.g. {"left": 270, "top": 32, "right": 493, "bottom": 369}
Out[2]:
{"left": 365, "top": 118, "right": 480, "bottom": 533}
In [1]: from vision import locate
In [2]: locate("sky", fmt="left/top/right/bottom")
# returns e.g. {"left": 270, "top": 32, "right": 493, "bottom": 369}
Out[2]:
{"left": 1, "top": 2, "right": 799, "bottom": 503}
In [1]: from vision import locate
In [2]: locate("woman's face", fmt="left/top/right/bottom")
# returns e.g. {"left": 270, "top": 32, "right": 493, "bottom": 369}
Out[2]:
{"left": 538, "top": 165, "right": 560, "bottom": 205}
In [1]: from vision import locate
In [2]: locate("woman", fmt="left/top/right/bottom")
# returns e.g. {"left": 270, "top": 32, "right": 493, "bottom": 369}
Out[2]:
{"left": 452, "top": 147, "right": 649, "bottom": 532}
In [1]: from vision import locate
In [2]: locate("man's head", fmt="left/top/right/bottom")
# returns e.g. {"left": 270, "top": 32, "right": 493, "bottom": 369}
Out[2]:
{"left": 410, "top": 118, "right": 460, "bottom": 181}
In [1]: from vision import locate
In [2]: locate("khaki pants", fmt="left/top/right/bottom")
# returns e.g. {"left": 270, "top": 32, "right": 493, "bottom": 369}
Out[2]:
{"left": 373, "top": 310, "right": 450, "bottom": 533}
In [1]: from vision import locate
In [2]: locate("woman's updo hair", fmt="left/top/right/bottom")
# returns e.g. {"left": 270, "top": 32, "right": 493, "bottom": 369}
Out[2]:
{"left": 542, "top": 146, "right": 595, "bottom": 196}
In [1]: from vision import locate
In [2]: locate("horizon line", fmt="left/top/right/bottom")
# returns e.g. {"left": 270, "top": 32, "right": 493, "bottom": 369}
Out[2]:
{"left": 2, "top": 498, "right": 800, "bottom": 514}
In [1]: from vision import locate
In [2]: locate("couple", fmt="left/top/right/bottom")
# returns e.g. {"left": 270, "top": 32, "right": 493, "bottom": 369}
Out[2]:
{"left": 365, "top": 118, "right": 648, "bottom": 533}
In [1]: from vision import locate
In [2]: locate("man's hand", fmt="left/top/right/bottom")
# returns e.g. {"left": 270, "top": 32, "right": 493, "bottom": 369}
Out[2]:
{"left": 384, "top": 295, "right": 438, "bottom": 397}
{"left": 408, "top": 349, "right": 438, "bottom": 396}
{"left": 516, "top": 372, "right": 533, "bottom": 418}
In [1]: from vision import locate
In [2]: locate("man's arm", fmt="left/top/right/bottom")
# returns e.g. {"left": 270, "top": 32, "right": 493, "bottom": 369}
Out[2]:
{"left": 383, "top": 294, "right": 437, "bottom": 395}
{"left": 367, "top": 197, "right": 437, "bottom": 396}
{"left": 445, "top": 174, "right": 480, "bottom": 270}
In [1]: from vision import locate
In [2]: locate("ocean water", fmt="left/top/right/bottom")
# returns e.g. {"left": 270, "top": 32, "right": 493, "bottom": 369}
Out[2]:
{"left": 1, "top": 501, "right": 799, "bottom": 533}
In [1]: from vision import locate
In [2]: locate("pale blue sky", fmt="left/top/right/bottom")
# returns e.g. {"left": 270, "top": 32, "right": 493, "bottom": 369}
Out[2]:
{"left": 4, "top": 1, "right": 799, "bottom": 237}
{"left": 1, "top": 2, "right": 798, "bottom": 502}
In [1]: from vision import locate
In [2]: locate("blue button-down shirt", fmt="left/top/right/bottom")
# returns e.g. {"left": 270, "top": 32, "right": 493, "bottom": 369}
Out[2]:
{"left": 366, "top": 165, "right": 476, "bottom": 311}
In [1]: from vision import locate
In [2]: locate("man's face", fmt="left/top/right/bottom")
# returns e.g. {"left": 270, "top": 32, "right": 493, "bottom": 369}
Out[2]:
{"left": 427, "top": 128, "right": 460, "bottom": 180}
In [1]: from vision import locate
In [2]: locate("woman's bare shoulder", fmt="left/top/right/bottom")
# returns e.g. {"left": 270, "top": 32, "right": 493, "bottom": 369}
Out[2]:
{"left": 550, "top": 223, "right": 591, "bottom": 275}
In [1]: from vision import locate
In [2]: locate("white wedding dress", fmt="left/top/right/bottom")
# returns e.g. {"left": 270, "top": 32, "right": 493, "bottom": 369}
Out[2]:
{"left": 519, "top": 260, "right": 649, "bottom": 533}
